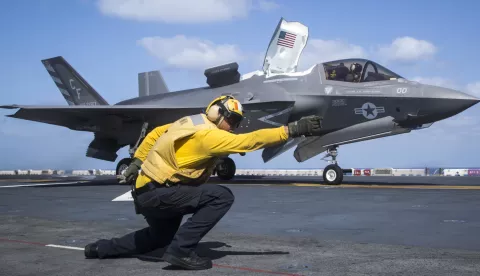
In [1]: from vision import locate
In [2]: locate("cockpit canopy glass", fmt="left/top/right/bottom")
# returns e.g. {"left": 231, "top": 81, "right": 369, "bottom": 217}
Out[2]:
{"left": 322, "top": 59, "right": 403, "bottom": 83}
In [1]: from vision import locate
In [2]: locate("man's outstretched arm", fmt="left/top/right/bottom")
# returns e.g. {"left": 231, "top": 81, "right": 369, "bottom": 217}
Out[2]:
{"left": 201, "top": 126, "right": 289, "bottom": 156}
{"left": 202, "top": 116, "right": 322, "bottom": 156}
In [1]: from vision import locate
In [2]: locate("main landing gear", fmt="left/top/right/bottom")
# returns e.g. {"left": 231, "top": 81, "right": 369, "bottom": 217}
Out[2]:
{"left": 116, "top": 122, "right": 150, "bottom": 179}
{"left": 321, "top": 146, "right": 344, "bottom": 185}
{"left": 213, "top": 156, "right": 237, "bottom": 181}
{"left": 116, "top": 157, "right": 132, "bottom": 176}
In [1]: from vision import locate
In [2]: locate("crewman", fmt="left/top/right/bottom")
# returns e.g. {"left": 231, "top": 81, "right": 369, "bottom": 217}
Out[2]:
{"left": 84, "top": 95, "right": 322, "bottom": 270}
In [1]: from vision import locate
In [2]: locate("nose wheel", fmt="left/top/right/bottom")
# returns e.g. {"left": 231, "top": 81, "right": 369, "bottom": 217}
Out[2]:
{"left": 321, "top": 146, "right": 343, "bottom": 185}
{"left": 323, "top": 164, "right": 343, "bottom": 185}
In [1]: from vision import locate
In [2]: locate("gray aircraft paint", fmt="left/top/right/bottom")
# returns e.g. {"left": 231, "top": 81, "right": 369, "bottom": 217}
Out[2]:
{"left": 3, "top": 60, "right": 478, "bottom": 164}
{"left": 41, "top": 57, "right": 108, "bottom": 106}
{"left": 138, "top": 70, "right": 169, "bottom": 97}
{"left": 1, "top": 18, "right": 479, "bottom": 171}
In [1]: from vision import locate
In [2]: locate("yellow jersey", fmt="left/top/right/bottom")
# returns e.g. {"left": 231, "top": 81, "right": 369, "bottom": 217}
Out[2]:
{"left": 134, "top": 114, "right": 289, "bottom": 188}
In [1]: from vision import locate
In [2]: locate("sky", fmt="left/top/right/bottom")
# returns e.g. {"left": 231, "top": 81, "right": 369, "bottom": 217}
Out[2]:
{"left": 0, "top": 0, "right": 480, "bottom": 170}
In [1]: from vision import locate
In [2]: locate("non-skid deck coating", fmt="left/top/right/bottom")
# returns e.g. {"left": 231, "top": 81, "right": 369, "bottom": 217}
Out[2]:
{"left": 1, "top": 175, "right": 480, "bottom": 275}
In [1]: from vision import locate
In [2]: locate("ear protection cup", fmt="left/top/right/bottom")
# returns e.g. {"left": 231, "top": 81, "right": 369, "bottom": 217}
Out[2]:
{"left": 205, "top": 95, "right": 241, "bottom": 127}
{"left": 206, "top": 104, "right": 222, "bottom": 122}
{"left": 205, "top": 95, "right": 232, "bottom": 121}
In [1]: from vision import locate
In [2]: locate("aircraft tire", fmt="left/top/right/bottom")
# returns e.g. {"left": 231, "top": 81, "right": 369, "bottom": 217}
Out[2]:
{"left": 323, "top": 164, "right": 343, "bottom": 185}
{"left": 216, "top": 157, "right": 236, "bottom": 181}
{"left": 116, "top": 157, "right": 132, "bottom": 177}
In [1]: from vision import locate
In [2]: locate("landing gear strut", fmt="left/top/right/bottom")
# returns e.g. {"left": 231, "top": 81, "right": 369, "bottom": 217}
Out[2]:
{"left": 116, "top": 122, "right": 149, "bottom": 178}
{"left": 214, "top": 157, "right": 236, "bottom": 181}
{"left": 321, "top": 146, "right": 343, "bottom": 185}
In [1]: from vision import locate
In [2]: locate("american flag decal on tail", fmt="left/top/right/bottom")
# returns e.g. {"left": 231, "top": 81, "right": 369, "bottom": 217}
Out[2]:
{"left": 277, "top": 30, "right": 296, "bottom": 48}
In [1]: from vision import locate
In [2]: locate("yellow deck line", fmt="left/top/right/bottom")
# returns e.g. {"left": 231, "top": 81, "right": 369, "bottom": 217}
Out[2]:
{"left": 294, "top": 183, "right": 480, "bottom": 189}
{"left": 225, "top": 183, "right": 480, "bottom": 190}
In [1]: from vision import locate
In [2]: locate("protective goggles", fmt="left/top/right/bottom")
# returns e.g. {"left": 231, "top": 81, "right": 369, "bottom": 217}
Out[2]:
{"left": 223, "top": 112, "right": 243, "bottom": 128}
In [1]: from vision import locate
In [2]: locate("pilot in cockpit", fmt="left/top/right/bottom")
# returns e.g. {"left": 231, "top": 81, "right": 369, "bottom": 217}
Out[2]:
{"left": 345, "top": 63, "right": 362, "bottom": 82}
{"left": 325, "top": 62, "right": 363, "bottom": 82}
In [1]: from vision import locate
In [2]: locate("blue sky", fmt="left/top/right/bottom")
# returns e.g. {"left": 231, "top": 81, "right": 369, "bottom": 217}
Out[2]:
{"left": 1, "top": 0, "right": 479, "bottom": 170}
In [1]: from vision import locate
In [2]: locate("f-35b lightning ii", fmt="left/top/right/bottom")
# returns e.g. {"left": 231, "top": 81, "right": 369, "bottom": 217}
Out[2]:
{"left": 1, "top": 17, "right": 479, "bottom": 185}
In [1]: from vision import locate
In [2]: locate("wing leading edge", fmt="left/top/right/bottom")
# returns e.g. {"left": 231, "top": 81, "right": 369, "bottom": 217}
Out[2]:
{"left": 0, "top": 105, "right": 200, "bottom": 132}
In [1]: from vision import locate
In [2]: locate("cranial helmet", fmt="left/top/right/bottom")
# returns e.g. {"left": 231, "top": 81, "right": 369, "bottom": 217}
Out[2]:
{"left": 205, "top": 95, "right": 244, "bottom": 128}
{"left": 350, "top": 63, "right": 362, "bottom": 74}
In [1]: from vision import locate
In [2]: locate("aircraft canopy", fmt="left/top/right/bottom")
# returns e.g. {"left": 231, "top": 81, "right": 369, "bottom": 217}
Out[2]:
{"left": 321, "top": 58, "right": 404, "bottom": 83}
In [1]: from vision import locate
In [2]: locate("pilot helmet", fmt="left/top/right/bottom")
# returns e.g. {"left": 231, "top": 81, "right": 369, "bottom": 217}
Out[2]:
{"left": 350, "top": 63, "right": 362, "bottom": 74}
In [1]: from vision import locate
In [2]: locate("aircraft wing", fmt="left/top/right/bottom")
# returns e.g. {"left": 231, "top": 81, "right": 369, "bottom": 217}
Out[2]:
{"left": 0, "top": 104, "right": 204, "bottom": 162}
{"left": 0, "top": 104, "right": 199, "bottom": 132}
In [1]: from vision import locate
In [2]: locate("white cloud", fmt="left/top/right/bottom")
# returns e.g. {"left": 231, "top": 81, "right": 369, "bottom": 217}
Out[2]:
{"left": 255, "top": 0, "right": 280, "bottom": 11}
{"left": 137, "top": 35, "right": 245, "bottom": 70}
{"left": 96, "top": 0, "right": 278, "bottom": 23}
{"left": 135, "top": 29, "right": 443, "bottom": 75}
{"left": 466, "top": 82, "right": 480, "bottom": 97}
{"left": 377, "top": 36, "right": 437, "bottom": 63}
{"left": 138, "top": 35, "right": 442, "bottom": 73}
{"left": 137, "top": 37, "right": 369, "bottom": 72}
{"left": 298, "top": 39, "right": 367, "bottom": 69}
{"left": 297, "top": 36, "right": 436, "bottom": 70}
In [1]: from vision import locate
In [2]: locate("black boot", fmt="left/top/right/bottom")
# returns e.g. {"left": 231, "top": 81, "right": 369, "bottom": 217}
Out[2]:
{"left": 162, "top": 250, "right": 212, "bottom": 270}
{"left": 84, "top": 242, "right": 99, "bottom": 259}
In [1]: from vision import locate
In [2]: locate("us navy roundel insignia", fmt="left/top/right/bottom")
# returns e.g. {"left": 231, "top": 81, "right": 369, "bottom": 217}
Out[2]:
{"left": 354, "top": 102, "right": 385, "bottom": 119}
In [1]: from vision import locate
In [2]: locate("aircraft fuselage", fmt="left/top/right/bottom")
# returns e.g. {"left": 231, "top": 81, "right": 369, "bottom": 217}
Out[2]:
{"left": 114, "top": 61, "right": 478, "bottom": 148}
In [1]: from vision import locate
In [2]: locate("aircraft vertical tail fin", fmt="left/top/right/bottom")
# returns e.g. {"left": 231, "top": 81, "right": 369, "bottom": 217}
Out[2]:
{"left": 41, "top": 56, "right": 109, "bottom": 106}
{"left": 138, "top": 70, "right": 169, "bottom": 97}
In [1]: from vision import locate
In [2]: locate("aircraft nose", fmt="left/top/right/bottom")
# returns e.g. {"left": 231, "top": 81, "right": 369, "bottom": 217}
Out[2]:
{"left": 442, "top": 87, "right": 479, "bottom": 100}
{"left": 404, "top": 86, "right": 479, "bottom": 126}
{"left": 440, "top": 88, "right": 480, "bottom": 111}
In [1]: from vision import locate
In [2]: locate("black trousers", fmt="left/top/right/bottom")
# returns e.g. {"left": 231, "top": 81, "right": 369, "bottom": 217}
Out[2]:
{"left": 95, "top": 183, "right": 235, "bottom": 258}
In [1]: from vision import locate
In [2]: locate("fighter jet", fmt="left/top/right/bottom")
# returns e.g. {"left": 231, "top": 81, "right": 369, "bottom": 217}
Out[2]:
{"left": 1, "top": 18, "right": 479, "bottom": 185}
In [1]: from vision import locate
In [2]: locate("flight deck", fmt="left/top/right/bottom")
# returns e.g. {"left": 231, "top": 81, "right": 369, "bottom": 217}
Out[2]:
{"left": 1, "top": 175, "right": 480, "bottom": 275}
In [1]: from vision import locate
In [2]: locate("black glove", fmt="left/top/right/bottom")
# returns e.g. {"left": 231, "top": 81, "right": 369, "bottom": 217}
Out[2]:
{"left": 117, "top": 158, "right": 143, "bottom": 184}
{"left": 287, "top": 115, "right": 322, "bottom": 137}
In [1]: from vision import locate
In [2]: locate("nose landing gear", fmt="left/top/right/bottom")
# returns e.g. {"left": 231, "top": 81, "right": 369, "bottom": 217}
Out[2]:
{"left": 321, "top": 146, "right": 343, "bottom": 185}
